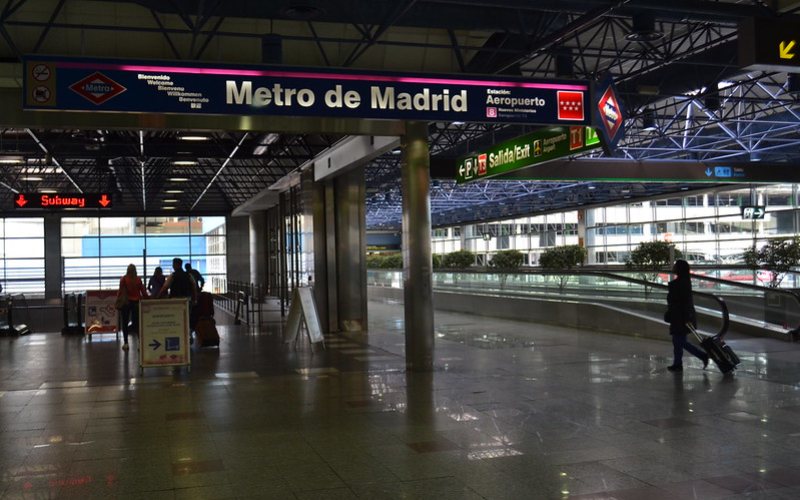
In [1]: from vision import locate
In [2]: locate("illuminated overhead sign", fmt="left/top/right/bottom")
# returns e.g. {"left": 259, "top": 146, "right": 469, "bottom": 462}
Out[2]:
{"left": 455, "top": 126, "right": 601, "bottom": 183}
{"left": 23, "top": 56, "right": 591, "bottom": 126}
{"left": 739, "top": 17, "right": 800, "bottom": 71}
{"left": 13, "top": 192, "right": 113, "bottom": 210}
{"left": 593, "top": 75, "right": 626, "bottom": 154}
{"left": 494, "top": 159, "right": 800, "bottom": 183}
{"left": 741, "top": 206, "right": 766, "bottom": 219}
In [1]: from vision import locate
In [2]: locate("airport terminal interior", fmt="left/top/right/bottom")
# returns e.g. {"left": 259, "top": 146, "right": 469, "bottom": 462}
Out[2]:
{"left": 3, "top": 0, "right": 800, "bottom": 498}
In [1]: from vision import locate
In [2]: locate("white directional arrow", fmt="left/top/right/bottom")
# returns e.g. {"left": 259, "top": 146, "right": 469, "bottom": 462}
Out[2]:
{"left": 779, "top": 40, "right": 796, "bottom": 60}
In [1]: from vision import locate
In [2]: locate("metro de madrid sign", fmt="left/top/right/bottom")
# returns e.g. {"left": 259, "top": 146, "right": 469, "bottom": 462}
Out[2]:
{"left": 23, "top": 55, "right": 590, "bottom": 125}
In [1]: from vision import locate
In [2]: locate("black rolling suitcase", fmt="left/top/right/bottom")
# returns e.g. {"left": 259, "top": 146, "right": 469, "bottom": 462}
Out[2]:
{"left": 687, "top": 322, "right": 739, "bottom": 374}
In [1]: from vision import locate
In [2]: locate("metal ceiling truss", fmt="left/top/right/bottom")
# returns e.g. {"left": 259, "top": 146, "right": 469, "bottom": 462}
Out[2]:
{"left": 0, "top": 0, "right": 799, "bottom": 227}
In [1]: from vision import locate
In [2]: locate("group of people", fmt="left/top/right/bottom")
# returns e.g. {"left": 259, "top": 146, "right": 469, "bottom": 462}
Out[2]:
{"left": 116, "top": 257, "right": 204, "bottom": 351}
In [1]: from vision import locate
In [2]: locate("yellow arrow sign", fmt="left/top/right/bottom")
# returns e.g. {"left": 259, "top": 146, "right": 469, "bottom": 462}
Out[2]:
{"left": 779, "top": 40, "right": 796, "bottom": 59}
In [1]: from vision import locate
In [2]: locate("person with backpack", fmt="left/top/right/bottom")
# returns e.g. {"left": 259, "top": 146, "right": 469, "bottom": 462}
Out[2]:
{"left": 185, "top": 262, "right": 205, "bottom": 291}
{"left": 158, "top": 257, "right": 197, "bottom": 302}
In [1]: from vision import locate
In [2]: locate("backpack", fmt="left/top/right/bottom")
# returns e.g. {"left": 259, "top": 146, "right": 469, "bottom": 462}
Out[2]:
{"left": 169, "top": 269, "right": 192, "bottom": 298}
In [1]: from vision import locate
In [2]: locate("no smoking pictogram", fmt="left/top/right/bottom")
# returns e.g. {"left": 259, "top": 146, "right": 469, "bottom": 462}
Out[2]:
{"left": 32, "top": 64, "right": 51, "bottom": 81}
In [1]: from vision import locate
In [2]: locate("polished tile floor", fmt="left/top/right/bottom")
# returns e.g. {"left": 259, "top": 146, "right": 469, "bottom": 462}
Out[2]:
{"left": 2, "top": 298, "right": 800, "bottom": 499}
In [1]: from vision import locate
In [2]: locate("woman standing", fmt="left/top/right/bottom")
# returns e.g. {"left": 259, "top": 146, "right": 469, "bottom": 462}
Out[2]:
{"left": 118, "top": 264, "right": 146, "bottom": 351}
{"left": 666, "top": 259, "right": 709, "bottom": 372}
{"left": 147, "top": 266, "right": 165, "bottom": 297}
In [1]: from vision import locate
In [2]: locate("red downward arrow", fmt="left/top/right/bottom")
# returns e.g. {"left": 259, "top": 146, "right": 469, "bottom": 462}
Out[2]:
{"left": 15, "top": 194, "right": 28, "bottom": 207}
{"left": 98, "top": 194, "right": 111, "bottom": 207}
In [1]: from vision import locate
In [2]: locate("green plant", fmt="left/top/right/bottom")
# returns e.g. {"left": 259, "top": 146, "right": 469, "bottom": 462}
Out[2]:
{"left": 442, "top": 250, "right": 475, "bottom": 269}
{"left": 432, "top": 254, "right": 443, "bottom": 269}
{"left": 626, "top": 241, "right": 682, "bottom": 283}
{"left": 743, "top": 238, "right": 800, "bottom": 288}
{"left": 539, "top": 245, "right": 586, "bottom": 290}
{"left": 489, "top": 250, "right": 524, "bottom": 270}
{"left": 366, "top": 254, "right": 386, "bottom": 269}
{"left": 379, "top": 253, "right": 403, "bottom": 269}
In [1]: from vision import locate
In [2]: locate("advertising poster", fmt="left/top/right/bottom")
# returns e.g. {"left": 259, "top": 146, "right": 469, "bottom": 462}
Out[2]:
{"left": 139, "top": 298, "right": 190, "bottom": 369}
{"left": 84, "top": 289, "right": 118, "bottom": 337}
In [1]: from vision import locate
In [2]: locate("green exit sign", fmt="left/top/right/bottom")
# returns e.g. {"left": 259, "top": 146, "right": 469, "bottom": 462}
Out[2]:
{"left": 741, "top": 206, "right": 766, "bottom": 220}
{"left": 455, "top": 126, "right": 601, "bottom": 184}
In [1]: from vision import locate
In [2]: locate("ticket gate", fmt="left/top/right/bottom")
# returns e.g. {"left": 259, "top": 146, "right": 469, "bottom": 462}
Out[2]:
{"left": 0, "top": 295, "right": 31, "bottom": 336}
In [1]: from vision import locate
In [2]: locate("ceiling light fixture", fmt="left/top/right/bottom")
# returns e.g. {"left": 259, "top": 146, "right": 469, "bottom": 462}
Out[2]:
{"left": 165, "top": 189, "right": 184, "bottom": 194}
{"left": 554, "top": 47, "right": 574, "bottom": 78}
{"left": 168, "top": 177, "right": 190, "bottom": 182}
{"left": 642, "top": 109, "right": 658, "bottom": 131}
{"left": 253, "top": 133, "right": 280, "bottom": 156}
{"left": 787, "top": 74, "right": 800, "bottom": 94}
{"left": 625, "top": 13, "right": 664, "bottom": 42}
{"left": 22, "top": 167, "right": 61, "bottom": 174}
{"left": 21, "top": 176, "right": 43, "bottom": 181}
{"left": 179, "top": 134, "right": 210, "bottom": 141}
{"left": 163, "top": 199, "right": 179, "bottom": 203}
{"left": 0, "top": 157, "right": 24, "bottom": 164}
{"left": 704, "top": 91, "right": 721, "bottom": 111}
{"left": 162, "top": 206, "right": 176, "bottom": 210}
{"left": 39, "top": 188, "right": 57, "bottom": 193}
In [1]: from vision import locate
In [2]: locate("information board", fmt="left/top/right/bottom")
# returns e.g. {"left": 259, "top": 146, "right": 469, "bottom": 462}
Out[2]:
{"left": 494, "top": 158, "right": 800, "bottom": 183}
{"left": 456, "top": 126, "right": 600, "bottom": 183}
{"left": 84, "top": 289, "right": 118, "bottom": 339}
{"left": 284, "top": 287, "right": 325, "bottom": 347}
{"left": 23, "top": 55, "right": 590, "bottom": 126}
{"left": 14, "top": 192, "right": 113, "bottom": 210}
{"left": 139, "top": 298, "right": 191, "bottom": 370}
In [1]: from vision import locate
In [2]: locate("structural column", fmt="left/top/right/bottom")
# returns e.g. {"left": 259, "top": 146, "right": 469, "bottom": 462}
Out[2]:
{"left": 43, "top": 214, "right": 62, "bottom": 300}
{"left": 401, "top": 121, "right": 434, "bottom": 372}
{"left": 224, "top": 215, "right": 251, "bottom": 284}
{"left": 333, "top": 167, "right": 367, "bottom": 331}
{"left": 249, "top": 210, "right": 267, "bottom": 286}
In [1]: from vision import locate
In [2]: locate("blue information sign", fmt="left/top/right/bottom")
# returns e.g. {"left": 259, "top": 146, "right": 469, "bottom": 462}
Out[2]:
{"left": 23, "top": 56, "right": 591, "bottom": 125}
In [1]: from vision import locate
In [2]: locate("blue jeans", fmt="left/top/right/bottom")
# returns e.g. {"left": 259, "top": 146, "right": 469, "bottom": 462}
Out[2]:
{"left": 672, "top": 334, "right": 706, "bottom": 366}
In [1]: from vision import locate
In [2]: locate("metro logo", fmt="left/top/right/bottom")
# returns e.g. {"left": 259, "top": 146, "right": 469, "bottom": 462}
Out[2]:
{"left": 557, "top": 91, "right": 584, "bottom": 121}
{"left": 597, "top": 87, "right": 622, "bottom": 140}
{"left": 69, "top": 72, "right": 126, "bottom": 105}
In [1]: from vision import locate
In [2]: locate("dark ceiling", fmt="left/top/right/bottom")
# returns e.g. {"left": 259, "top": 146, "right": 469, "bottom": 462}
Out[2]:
{"left": 0, "top": 0, "right": 798, "bottom": 228}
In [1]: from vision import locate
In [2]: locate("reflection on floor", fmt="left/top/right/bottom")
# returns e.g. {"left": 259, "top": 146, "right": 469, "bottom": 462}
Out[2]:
{"left": 2, "top": 298, "right": 800, "bottom": 499}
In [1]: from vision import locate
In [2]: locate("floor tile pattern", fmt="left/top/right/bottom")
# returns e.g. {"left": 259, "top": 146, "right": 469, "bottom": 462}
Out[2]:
{"left": 2, "top": 298, "right": 800, "bottom": 499}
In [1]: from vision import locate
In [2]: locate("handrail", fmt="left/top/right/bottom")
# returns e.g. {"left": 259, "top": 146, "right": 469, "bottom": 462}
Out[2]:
{"left": 385, "top": 268, "right": 732, "bottom": 339}
{"left": 570, "top": 271, "right": 730, "bottom": 339}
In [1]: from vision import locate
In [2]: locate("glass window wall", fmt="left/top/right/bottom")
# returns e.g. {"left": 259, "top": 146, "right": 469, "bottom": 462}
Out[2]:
{"left": 1, "top": 218, "right": 45, "bottom": 296}
{"left": 61, "top": 216, "right": 226, "bottom": 294}
{"left": 432, "top": 185, "right": 800, "bottom": 269}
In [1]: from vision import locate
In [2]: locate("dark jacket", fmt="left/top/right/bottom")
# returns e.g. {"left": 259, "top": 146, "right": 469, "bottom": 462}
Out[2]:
{"left": 667, "top": 278, "right": 696, "bottom": 335}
